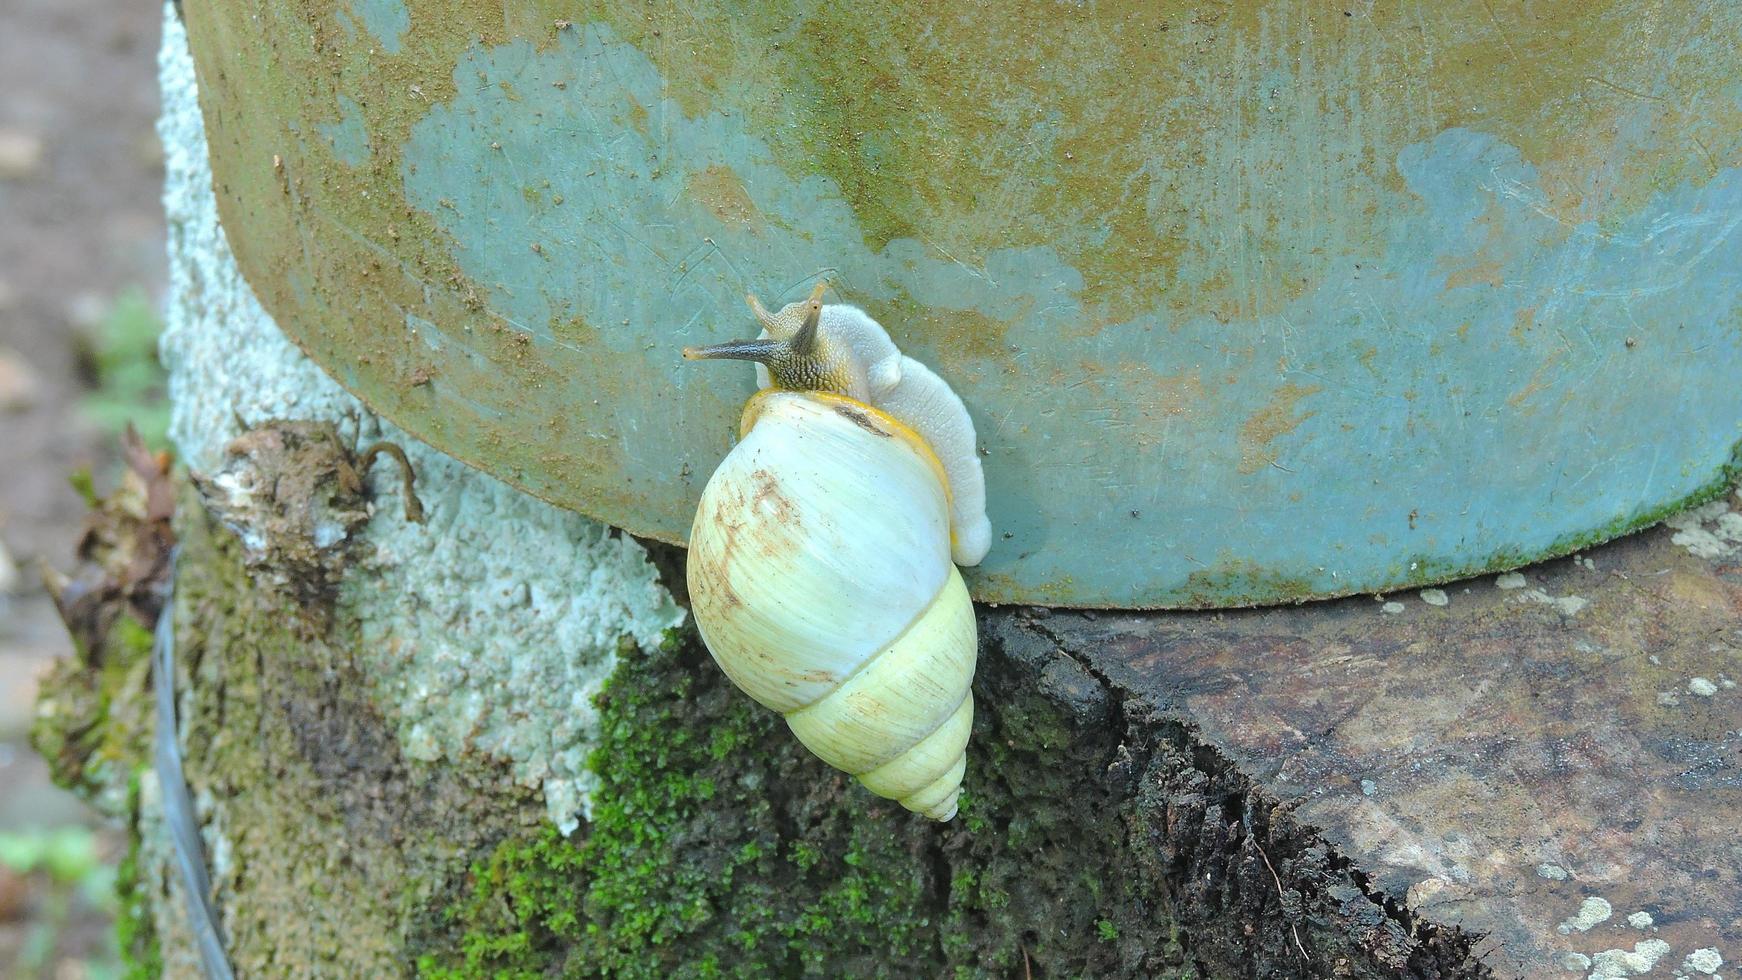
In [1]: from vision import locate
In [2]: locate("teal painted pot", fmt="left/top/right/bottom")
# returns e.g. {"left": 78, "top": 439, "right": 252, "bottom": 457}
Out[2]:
{"left": 183, "top": 1, "right": 1742, "bottom": 607}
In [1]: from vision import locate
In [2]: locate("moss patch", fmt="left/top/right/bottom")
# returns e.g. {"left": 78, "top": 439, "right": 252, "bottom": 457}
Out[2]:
{"left": 417, "top": 614, "right": 1198, "bottom": 978}
{"left": 144, "top": 485, "right": 550, "bottom": 975}
{"left": 114, "top": 772, "right": 163, "bottom": 980}
{"left": 418, "top": 634, "right": 937, "bottom": 978}
{"left": 31, "top": 615, "right": 157, "bottom": 816}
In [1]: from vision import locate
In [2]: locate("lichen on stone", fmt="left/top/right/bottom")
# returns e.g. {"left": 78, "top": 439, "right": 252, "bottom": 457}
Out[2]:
{"left": 1665, "top": 494, "right": 1742, "bottom": 561}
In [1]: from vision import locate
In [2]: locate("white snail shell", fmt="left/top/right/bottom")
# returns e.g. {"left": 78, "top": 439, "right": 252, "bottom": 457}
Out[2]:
{"left": 685, "top": 294, "right": 989, "bottom": 820}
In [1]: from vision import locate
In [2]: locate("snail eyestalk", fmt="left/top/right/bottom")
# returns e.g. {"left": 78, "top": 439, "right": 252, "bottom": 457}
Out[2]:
{"left": 681, "top": 339, "right": 784, "bottom": 364}
{"left": 786, "top": 281, "right": 825, "bottom": 357}
{"left": 683, "top": 281, "right": 854, "bottom": 393}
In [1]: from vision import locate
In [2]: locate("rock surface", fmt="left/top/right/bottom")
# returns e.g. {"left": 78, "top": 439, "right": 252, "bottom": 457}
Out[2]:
{"left": 1029, "top": 510, "right": 1742, "bottom": 977}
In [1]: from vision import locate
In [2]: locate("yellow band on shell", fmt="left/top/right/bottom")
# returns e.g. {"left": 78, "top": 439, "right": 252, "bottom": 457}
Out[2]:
{"left": 739, "top": 389, "right": 958, "bottom": 512}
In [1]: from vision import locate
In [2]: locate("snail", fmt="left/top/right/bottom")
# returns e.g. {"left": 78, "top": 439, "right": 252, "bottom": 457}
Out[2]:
{"left": 682, "top": 282, "right": 990, "bottom": 820}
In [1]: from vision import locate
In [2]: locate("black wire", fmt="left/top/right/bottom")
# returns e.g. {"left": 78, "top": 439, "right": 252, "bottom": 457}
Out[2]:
{"left": 152, "top": 546, "right": 235, "bottom": 980}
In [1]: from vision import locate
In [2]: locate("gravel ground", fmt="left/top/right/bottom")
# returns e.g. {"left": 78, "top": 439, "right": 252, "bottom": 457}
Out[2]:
{"left": 0, "top": 0, "right": 168, "bottom": 973}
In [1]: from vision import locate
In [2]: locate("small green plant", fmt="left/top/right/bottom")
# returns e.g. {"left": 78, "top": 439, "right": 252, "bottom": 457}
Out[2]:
{"left": 1096, "top": 918, "right": 1119, "bottom": 942}
{"left": 79, "top": 287, "right": 169, "bottom": 449}
{"left": 0, "top": 826, "right": 104, "bottom": 887}
{"left": 0, "top": 825, "right": 123, "bottom": 979}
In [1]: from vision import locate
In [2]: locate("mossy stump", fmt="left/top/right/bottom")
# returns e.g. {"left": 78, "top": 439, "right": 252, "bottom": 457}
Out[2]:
{"left": 43, "top": 454, "right": 1742, "bottom": 976}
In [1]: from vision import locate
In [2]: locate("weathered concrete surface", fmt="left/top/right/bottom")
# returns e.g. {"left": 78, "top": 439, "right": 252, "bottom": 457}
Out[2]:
{"left": 156, "top": 5, "right": 684, "bottom": 835}
{"left": 1027, "top": 499, "right": 1742, "bottom": 978}
{"left": 176, "top": 1, "right": 1742, "bottom": 608}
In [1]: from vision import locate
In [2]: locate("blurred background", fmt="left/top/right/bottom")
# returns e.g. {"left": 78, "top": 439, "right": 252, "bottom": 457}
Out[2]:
{"left": 0, "top": 0, "right": 169, "bottom": 975}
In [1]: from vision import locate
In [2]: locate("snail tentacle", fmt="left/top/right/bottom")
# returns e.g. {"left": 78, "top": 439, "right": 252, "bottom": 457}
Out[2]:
{"left": 681, "top": 338, "right": 784, "bottom": 364}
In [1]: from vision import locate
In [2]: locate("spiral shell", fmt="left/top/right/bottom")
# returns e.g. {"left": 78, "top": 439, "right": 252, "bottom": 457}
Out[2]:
{"left": 687, "top": 389, "right": 977, "bottom": 820}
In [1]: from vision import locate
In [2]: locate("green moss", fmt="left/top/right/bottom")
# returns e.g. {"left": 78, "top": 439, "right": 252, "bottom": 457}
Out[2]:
{"left": 1543, "top": 438, "right": 1742, "bottom": 551}
{"left": 147, "top": 490, "right": 555, "bottom": 974}
{"left": 32, "top": 611, "right": 158, "bottom": 814}
{"left": 421, "top": 636, "right": 938, "bottom": 978}
{"left": 418, "top": 622, "right": 1183, "bottom": 976}
{"left": 115, "top": 771, "right": 163, "bottom": 980}
{"left": 1180, "top": 561, "right": 1323, "bottom": 608}
{"left": 68, "top": 467, "right": 100, "bottom": 507}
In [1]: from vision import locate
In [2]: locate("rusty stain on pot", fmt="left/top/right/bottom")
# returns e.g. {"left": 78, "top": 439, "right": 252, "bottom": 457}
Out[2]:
{"left": 1237, "top": 384, "right": 1322, "bottom": 476}
{"left": 180, "top": 1, "right": 1742, "bottom": 607}
{"left": 686, "top": 165, "right": 763, "bottom": 232}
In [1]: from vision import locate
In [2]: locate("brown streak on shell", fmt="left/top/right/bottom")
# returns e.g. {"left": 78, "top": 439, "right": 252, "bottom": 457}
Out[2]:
{"left": 830, "top": 402, "right": 894, "bottom": 438}
{"left": 748, "top": 468, "right": 802, "bottom": 544}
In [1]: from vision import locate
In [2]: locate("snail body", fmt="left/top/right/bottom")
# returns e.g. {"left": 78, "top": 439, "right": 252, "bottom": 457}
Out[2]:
{"left": 683, "top": 284, "right": 989, "bottom": 820}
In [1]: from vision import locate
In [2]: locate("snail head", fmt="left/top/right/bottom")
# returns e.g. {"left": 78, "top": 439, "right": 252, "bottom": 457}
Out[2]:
{"left": 683, "top": 281, "right": 857, "bottom": 394}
